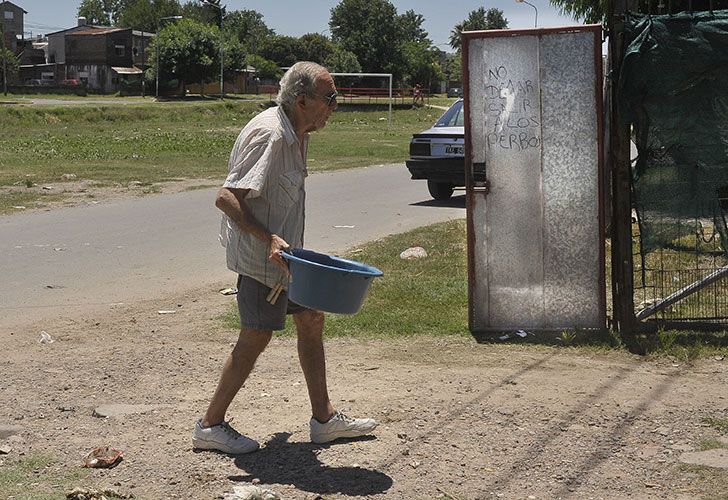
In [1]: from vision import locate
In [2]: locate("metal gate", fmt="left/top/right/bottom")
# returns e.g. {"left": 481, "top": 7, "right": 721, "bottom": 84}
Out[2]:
{"left": 610, "top": 5, "right": 728, "bottom": 332}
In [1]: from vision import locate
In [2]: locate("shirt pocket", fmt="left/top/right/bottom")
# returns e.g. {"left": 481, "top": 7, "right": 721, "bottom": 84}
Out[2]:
{"left": 278, "top": 169, "right": 304, "bottom": 209}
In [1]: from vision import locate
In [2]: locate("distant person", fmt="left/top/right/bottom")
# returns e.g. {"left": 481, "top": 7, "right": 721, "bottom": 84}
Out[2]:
{"left": 412, "top": 83, "right": 425, "bottom": 108}
{"left": 192, "top": 61, "right": 377, "bottom": 455}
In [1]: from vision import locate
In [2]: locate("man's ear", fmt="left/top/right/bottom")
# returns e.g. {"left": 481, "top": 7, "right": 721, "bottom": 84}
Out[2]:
{"left": 295, "top": 93, "right": 307, "bottom": 109}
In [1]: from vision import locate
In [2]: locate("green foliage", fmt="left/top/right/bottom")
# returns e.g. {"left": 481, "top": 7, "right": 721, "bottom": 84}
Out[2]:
{"left": 397, "top": 9, "right": 430, "bottom": 44}
{"left": 259, "top": 35, "right": 304, "bottom": 68}
{"left": 560, "top": 329, "right": 577, "bottom": 345}
{"left": 329, "top": 0, "right": 446, "bottom": 85}
{"left": 442, "top": 53, "right": 462, "bottom": 84}
{"left": 224, "top": 220, "right": 470, "bottom": 337}
{"left": 153, "top": 18, "right": 219, "bottom": 87}
{"left": 224, "top": 9, "right": 274, "bottom": 53}
{"left": 449, "top": 7, "right": 508, "bottom": 50}
{"left": 703, "top": 416, "right": 728, "bottom": 434}
{"left": 77, "top": 0, "right": 113, "bottom": 25}
{"left": 246, "top": 54, "right": 281, "bottom": 80}
{"left": 0, "top": 453, "right": 89, "bottom": 499}
{"left": 0, "top": 46, "right": 20, "bottom": 81}
{"left": 299, "top": 33, "right": 335, "bottom": 65}
{"left": 180, "top": 0, "right": 223, "bottom": 26}
{"left": 697, "top": 437, "right": 728, "bottom": 451}
{"left": 324, "top": 46, "right": 361, "bottom": 74}
{"left": 657, "top": 326, "right": 678, "bottom": 351}
{"left": 549, "top": 0, "right": 607, "bottom": 24}
{"left": 0, "top": 101, "right": 441, "bottom": 211}
{"left": 401, "top": 41, "right": 443, "bottom": 87}
{"left": 330, "top": 0, "right": 406, "bottom": 81}
{"left": 116, "top": 0, "right": 181, "bottom": 32}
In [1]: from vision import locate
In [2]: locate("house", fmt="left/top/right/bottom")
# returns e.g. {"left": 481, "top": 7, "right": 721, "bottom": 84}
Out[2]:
{"left": 40, "top": 18, "right": 151, "bottom": 93}
{"left": 47, "top": 17, "right": 116, "bottom": 64}
{"left": 0, "top": 1, "right": 26, "bottom": 53}
{"left": 64, "top": 26, "right": 147, "bottom": 93}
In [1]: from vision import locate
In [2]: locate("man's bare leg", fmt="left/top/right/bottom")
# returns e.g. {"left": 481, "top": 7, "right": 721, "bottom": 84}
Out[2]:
{"left": 293, "top": 309, "right": 334, "bottom": 422}
{"left": 202, "top": 327, "right": 272, "bottom": 427}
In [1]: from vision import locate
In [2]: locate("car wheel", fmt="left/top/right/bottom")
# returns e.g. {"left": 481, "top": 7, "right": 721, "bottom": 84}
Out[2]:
{"left": 427, "top": 181, "right": 454, "bottom": 200}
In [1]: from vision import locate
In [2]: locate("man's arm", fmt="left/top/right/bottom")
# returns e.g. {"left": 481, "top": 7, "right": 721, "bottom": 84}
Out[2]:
{"left": 215, "top": 187, "right": 289, "bottom": 271}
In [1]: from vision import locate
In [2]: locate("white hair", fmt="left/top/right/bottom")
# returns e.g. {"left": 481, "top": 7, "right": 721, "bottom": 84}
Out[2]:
{"left": 275, "top": 61, "right": 329, "bottom": 115}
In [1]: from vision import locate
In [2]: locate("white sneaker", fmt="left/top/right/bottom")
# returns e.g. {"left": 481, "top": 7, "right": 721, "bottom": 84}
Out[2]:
{"left": 310, "top": 411, "right": 378, "bottom": 444}
{"left": 191, "top": 420, "right": 259, "bottom": 454}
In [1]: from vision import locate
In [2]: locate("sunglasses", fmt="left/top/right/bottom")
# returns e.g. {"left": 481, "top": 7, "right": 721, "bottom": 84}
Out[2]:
{"left": 311, "top": 90, "right": 338, "bottom": 107}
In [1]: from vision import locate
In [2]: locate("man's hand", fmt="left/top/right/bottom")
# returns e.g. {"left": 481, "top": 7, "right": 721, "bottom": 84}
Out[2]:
{"left": 268, "top": 234, "right": 290, "bottom": 274}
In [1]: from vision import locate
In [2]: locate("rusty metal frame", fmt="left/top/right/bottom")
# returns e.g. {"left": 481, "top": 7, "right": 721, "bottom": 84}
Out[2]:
{"left": 463, "top": 24, "right": 606, "bottom": 333}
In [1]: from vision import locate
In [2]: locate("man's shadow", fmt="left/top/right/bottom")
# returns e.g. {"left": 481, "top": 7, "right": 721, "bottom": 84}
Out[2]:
{"left": 229, "top": 432, "right": 393, "bottom": 496}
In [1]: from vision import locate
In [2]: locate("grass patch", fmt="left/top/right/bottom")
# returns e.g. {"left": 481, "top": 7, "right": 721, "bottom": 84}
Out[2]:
{"left": 222, "top": 219, "right": 470, "bottom": 338}
{"left": 0, "top": 190, "right": 64, "bottom": 213}
{"left": 218, "top": 221, "right": 727, "bottom": 354}
{"left": 0, "top": 453, "right": 89, "bottom": 499}
{"left": 625, "top": 329, "right": 728, "bottom": 360}
{"left": 183, "top": 183, "right": 218, "bottom": 192}
{"left": 0, "top": 100, "right": 439, "bottom": 214}
{"left": 697, "top": 437, "right": 728, "bottom": 451}
{"left": 632, "top": 222, "right": 728, "bottom": 321}
{"left": 703, "top": 416, "right": 728, "bottom": 434}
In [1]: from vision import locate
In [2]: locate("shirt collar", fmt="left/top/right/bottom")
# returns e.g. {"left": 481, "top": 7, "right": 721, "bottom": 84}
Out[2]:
{"left": 277, "top": 106, "right": 297, "bottom": 146}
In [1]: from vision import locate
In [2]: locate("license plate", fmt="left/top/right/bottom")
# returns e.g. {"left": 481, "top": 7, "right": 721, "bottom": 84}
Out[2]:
{"left": 445, "top": 145, "right": 463, "bottom": 155}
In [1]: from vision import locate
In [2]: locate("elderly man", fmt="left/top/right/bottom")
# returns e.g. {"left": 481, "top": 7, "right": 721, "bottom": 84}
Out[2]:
{"left": 192, "top": 62, "right": 377, "bottom": 454}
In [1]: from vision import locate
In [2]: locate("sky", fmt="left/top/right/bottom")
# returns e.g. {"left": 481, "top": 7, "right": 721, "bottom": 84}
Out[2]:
{"left": 16, "top": 0, "right": 583, "bottom": 51}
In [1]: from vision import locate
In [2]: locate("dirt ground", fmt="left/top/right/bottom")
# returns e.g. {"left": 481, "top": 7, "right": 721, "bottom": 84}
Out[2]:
{"left": 1, "top": 280, "right": 727, "bottom": 500}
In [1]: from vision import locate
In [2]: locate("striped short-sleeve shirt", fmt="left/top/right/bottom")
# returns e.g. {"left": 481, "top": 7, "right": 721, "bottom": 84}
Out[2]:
{"left": 219, "top": 106, "right": 308, "bottom": 290}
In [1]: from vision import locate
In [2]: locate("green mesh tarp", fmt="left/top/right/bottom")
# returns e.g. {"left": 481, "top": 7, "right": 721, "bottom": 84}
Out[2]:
{"left": 619, "top": 11, "right": 728, "bottom": 257}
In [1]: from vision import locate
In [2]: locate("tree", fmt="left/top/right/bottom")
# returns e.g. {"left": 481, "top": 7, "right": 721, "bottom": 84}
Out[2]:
{"left": 330, "top": 0, "right": 406, "bottom": 81}
{"left": 179, "top": 0, "right": 223, "bottom": 26}
{"left": 324, "top": 46, "right": 361, "bottom": 74}
{"left": 0, "top": 46, "right": 19, "bottom": 84}
{"left": 246, "top": 54, "right": 281, "bottom": 80}
{"left": 77, "top": 0, "right": 112, "bottom": 25}
{"left": 152, "top": 18, "right": 219, "bottom": 89}
{"left": 548, "top": 0, "right": 606, "bottom": 24}
{"left": 548, "top": 0, "right": 725, "bottom": 29}
{"left": 397, "top": 9, "right": 429, "bottom": 44}
{"left": 449, "top": 7, "right": 508, "bottom": 51}
{"left": 116, "top": 0, "right": 181, "bottom": 32}
{"left": 298, "top": 33, "right": 335, "bottom": 65}
{"left": 259, "top": 35, "right": 304, "bottom": 68}
{"left": 224, "top": 9, "right": 274, "bottom": 55}
{"left": 442, "top": 52, "right": 461, "bottom": 84}
{"left": 401, "top": 41, "right": 442, "bottom": 88}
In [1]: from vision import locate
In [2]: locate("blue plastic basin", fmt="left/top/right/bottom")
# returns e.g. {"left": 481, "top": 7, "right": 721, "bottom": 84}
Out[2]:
{"left": 282, "top": 248, "right": 383, "bottom": 314}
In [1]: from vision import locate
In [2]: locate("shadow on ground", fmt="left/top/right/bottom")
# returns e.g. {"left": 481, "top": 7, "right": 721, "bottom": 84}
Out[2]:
{"left": 410, "top": 194, "right": 466, "bottom": 209}
{"left": 230, "top": 432, "right": 393, "bottom": 496}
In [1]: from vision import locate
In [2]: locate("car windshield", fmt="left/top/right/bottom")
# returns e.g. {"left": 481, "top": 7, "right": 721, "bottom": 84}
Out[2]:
{"left": 434, "top": 100, "right": 464, "bottom": 128}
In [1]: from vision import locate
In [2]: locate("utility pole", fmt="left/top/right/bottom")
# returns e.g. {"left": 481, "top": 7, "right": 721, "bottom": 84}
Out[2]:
{"left": 1, "top": 18, "right": 7, "bottom": 96}
{"left": 140, "top": 29, "right": 145, "bottom": 97}
{"left": 199, "top": 0, "right": 224, "bottom": 99}
{"left": 220, "top": 12, "right": 224, "bottom": 99}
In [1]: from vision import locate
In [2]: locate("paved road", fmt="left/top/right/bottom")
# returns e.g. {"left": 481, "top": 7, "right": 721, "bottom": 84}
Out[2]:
{"left": 0, "top": 164, "right": 465, "bottom": 331}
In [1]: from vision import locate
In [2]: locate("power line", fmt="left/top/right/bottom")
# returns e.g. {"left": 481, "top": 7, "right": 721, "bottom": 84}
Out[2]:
{"left": 23, "top": 18, "right": 66, "bottom": 31}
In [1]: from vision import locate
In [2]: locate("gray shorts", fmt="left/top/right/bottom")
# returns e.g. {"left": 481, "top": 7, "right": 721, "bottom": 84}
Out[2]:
{"left": 236, "top": 275, "right": 308, "bottom": 331}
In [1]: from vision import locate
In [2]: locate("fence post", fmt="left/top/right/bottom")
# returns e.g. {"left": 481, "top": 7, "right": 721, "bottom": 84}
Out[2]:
{"left": 608, "top": 0, "right": 641, "bottom": 351}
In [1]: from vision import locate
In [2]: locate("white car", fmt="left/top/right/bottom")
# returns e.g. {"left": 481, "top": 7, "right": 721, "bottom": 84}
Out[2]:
{"left": 405, "top": 99, "right": 465, "bottom": 200}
